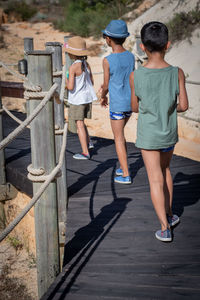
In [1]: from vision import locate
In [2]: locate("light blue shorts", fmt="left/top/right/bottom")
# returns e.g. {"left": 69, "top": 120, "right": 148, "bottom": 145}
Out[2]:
{"left": 160, "top": 145, "right": 175, "bottom": 152}
{"left": 110, "top": 111, "right": 132, "bottom": 120}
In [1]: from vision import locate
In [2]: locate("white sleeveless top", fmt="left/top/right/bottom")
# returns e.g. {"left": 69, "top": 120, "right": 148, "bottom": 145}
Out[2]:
{"left": 68, "top": 60, "right": 97, "bottom": 105}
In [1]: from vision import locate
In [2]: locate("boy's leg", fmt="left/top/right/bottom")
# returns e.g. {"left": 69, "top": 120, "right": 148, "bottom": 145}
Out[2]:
{"left": 160, "top": 149, "right": 174, "bottom": 216}
{"left": 110, "top": 118, "right": 129, "bottom": 177}
{"left": 141, "top": 149, "right": 169, "bottom": 231}
{"left": 76, "top": 120, "right": 89, "bottom": 155}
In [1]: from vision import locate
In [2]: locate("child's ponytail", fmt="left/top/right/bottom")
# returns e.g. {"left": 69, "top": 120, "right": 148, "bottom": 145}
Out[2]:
{"left": 80, "top": 56, "right": 88, "bottom": 72}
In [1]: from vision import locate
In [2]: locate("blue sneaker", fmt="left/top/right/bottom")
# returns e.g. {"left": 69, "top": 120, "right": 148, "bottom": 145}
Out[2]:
{"left": 167, "top": 214, "right": 180, "bottom": 227}
{"left": 155, "top": 228, "right": 172, "bottom": 242}
{"left": 73, "top": 153, "right": 90, "bottom": 160}
{"left": 116, "top": 168, "right": 123, "bottom": 176}
{"left": 114, "top": 175, "right": 131, "bottom": 184}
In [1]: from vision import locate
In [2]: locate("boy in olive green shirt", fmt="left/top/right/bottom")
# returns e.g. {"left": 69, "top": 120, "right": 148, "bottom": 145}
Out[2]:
{"left": 130, "top": 21, "right": 188, "bottom": 242}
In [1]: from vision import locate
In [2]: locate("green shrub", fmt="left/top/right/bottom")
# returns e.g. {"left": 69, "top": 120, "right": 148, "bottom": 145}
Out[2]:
{"left": 167, "top": 5, "right": 200, "bottom": 44}
{"left": 5, "top": 1, "right": 37, "bottom": 21}
{"left": 55, "top": 0, "right": 135, "bottom": 37}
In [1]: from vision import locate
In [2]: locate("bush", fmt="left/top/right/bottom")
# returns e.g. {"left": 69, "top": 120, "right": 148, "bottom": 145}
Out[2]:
{"left": 55, "top": 0, "right": 135, "bottom": 37}
{"left": 167, "top": 4, "right": 200, "bottom": 44}
{"left": 5, "top": 1, "right": 37, "bottom": 21}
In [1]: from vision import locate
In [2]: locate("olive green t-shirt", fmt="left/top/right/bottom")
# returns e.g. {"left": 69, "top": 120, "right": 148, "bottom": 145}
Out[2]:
{"left": 134, "top": 66, "right": 179, "bottom": 150}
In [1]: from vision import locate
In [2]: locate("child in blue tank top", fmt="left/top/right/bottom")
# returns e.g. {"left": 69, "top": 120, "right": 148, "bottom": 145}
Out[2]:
{"left": 130, "top": 22, "right": 188, "bottom": 242}
{"left": 100, "top": 20, "right": 135, "bottom": 184}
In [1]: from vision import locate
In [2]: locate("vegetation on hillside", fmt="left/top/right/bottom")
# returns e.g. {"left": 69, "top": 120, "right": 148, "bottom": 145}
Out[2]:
{"left": 55, "top": 0, "right": 143, "bottom": 37}
{"left": 167, "top": 3, "right": 200, "bottom": 44}
{"left": 4, "top": 0, "right": 37, "bottom": 21}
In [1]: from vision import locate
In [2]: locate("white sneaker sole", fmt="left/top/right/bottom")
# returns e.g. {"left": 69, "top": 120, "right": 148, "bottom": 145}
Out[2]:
{"left": 116, "top": 171, "right": 123, "bottom": 176}
{"left": 114, "top": 179, "right": 131, "bottom": 184}
{"left": 155, "top": 233, "right": 172, "bottom": 242}
{"left": 73, "top": 155, "right": 89, "bottom": 160}
{"left": 170, "top": 218, "right": 180, "bottom": 227}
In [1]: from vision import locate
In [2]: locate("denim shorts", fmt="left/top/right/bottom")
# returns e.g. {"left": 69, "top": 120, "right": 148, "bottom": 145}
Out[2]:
{"left": 110, "top": 111, "right": 132, "bottom": 120}
{"left": 160, "top": 145, "right": 175, "bottom": 152}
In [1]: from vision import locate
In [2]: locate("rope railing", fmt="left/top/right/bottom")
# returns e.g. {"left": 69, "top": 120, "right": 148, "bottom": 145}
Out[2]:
{"left": 2, "top": 105, "right": 30, "bottom": 128}
{"left": 0, "top": 122, "right": 68, "bottom": 243}
{"left": 0, "top": 61, "right": 27, "bottom": 82}
{"left": 0, "top": 60, "right": 41, "bottom": 92}
{"left": 0, "top": 83, "right": 58, "bottom": 150}
{"left": 186, "top": 80, "right": 200, "bottom": 85}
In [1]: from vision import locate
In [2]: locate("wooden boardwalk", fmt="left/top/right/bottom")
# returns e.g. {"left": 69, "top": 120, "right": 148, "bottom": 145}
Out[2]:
{"left": 3, "top": 112, "right": 200, "bottom": 300}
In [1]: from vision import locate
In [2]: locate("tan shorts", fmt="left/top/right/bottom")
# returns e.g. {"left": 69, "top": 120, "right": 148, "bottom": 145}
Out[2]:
{"left": 69, "top": 103, "right": 92, "bottom": 121}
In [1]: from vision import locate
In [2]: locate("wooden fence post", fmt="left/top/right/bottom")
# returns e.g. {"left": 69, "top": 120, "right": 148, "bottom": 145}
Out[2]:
{"left": 134, "top": 35, "right": 145, "bottom": 69}
{"left": 27, "top": 50, "right": 60, "bottom": 298}
{"left": 64, "top": 36, "right": 76, "bottom": 133}
{"left": 24, "top": 37, "right": 34, "bottom": 61}
{"left": 0, "top": 87, "right": 6, "bottom": 229}
{"left": 45, "top": 42, "right": 68, "bottom": 267}
{"left": 24, "top": 37, "right": 34, "bottom": 115}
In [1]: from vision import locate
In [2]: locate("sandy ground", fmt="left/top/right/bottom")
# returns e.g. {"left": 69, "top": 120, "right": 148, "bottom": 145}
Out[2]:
{"left": 0, "top": 0, "right": 199, "bottom": 298}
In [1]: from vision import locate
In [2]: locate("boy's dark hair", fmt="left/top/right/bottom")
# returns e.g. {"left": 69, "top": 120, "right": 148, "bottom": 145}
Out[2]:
{"left": 141, "top": 21, "right": 168, "bottom": 52}
{"left": 103, "top": 34, "right": 126, "bottom": 45}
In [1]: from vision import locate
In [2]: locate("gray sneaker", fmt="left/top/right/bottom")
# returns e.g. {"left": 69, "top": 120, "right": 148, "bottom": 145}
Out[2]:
{"left": 167, "top": 214, "right": 180, "bottom": 227}
{"left": 155, "top": 228, "right": 172, "bottom": 242}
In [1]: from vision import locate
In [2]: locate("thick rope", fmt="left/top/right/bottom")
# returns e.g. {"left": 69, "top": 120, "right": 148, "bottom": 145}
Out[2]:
{"left": 0, "top": 61, "right": 26, "bottom": 81}
{"left": 23, "top": 81, "right": 41, "bottom": 92}
{"left": 53, "top": 70, "right": 63, "bottom": 77}
{"left": 2, "top": 105, "right": 30, "bottom": 129}
{"left": 0, "top": 123, "right": 68, "bottom": 243}
{"left": 27, "top": 164, "right": 45, "bottom": 175}
{"left": 0, "top": 62, "right": 18, "bottom": 66}
{"left": 24, "top": 91, "right": 48, "bottom": 100}
{"left": 0, "top": 60, "right": 41, "bottom": 91}
{"left": 186, "top": 80, "right": 200, "bottom": 85}
{"left": 0, "top": 83, "right": 58, "bottom": 151}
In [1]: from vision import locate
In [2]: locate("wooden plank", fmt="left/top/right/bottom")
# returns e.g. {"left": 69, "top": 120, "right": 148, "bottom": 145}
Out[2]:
{"left": 0, "top": 81, "right": 24, "bottom": 98}
{"left": 2, "top": 111, "right": 200, "bottom": 300}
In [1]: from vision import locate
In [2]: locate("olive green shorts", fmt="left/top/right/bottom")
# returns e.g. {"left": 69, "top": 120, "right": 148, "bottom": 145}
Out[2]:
{"left": 69, "top": 103, "right": 92, "bottom": 121}
{"left": 68, "top": 103, "right": 92, "bottom": 133}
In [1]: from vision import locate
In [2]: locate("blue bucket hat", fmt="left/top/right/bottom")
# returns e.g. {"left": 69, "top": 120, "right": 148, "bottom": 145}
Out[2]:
{"left": 102, "top": 20, "right": 130, "bottom": 38}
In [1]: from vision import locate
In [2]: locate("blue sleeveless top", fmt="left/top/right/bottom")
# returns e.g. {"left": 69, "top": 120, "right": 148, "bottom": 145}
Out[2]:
{"left": 106, "top": 51, "right": 135, "bottom": 112}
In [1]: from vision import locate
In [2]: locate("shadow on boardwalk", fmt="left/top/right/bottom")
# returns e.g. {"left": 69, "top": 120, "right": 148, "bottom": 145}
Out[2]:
{"left": 2, "top": 112, "right": 200, "bottom": 299}
{"left": 41, "top": 137, "right": 200, "bottom": 300}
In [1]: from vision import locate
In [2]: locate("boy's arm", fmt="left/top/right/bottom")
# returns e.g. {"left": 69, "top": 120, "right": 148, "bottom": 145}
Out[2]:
{"left": 65, "top": 64, "right": 75, "bottom": 91}
{"left": 100, "top": 58, "right": 109, "bottom": 107}
{"left": 130, "top": 71, "right": 139, "bottom": 113}
{"left": 177, "top": 68, "right": 188, "bottom": 112}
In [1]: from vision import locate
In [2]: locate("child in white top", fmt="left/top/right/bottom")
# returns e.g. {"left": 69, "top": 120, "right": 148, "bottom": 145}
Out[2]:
{"left": 64, "top": 36, "right": 97, "bottom": 160}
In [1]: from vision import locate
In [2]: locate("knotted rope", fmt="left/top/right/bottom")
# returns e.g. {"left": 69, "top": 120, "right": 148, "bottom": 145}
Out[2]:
{"left": 0, "top": 123, "right": 68, "bottom": 242}
{"left": 0, "top": 83, "right": 58, "bottom": 151}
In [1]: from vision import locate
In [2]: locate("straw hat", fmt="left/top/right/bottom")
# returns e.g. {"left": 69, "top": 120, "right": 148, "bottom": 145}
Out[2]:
{"left": 64, "top": 36, "right": 89, "bottom": 56}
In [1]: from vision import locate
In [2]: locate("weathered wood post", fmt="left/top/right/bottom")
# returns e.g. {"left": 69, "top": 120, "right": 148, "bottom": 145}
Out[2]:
{"left": 64, "top": 36, "right": 76, "bottom": 133}
{"left": 24, "top": 37, "right": 34, "bottom": 61}
{"left": 0, "top": 87, "right": 6, "bottom": 229}
{"left": 24, "top": 37, "right": 34, "bottom": 115}
{"left": 45, "top": 42, "right": 67, "bottom": 267}
{"left": 27, "top": 50, "right": 60, "bottom": 298}
{"left": 134, "top": 35, "right": 145, "bottom": 69}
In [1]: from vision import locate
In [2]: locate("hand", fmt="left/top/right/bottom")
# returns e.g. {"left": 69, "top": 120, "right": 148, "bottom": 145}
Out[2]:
{"left": 100, "top": 96, "right": 108, "bottom": 108}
